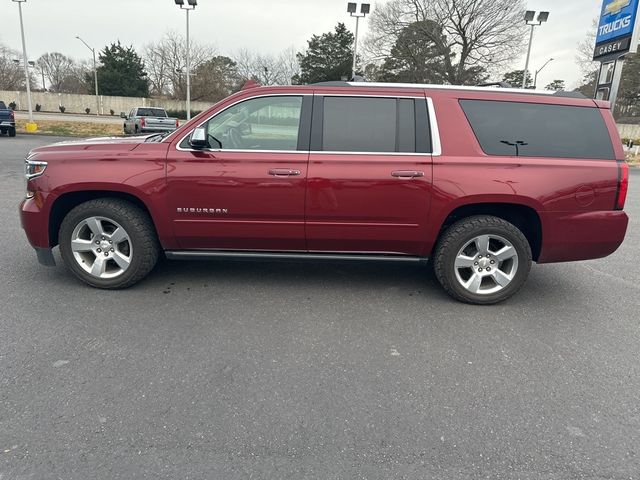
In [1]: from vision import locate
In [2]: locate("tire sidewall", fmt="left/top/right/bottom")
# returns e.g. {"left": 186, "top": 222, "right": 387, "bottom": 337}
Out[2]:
{"left": 437, "top": 221, "right": 531, "bottom": 304}
{"left": 59, "top": 203, "right": 149, "bottom": 288}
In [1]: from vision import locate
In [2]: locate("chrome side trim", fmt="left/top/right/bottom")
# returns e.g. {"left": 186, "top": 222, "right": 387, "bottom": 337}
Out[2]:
{"left": 165, "top": 250, "right": 428, "bottom": 263}
{"left": 426, "top": 97, "right": 442, "bottom": 157}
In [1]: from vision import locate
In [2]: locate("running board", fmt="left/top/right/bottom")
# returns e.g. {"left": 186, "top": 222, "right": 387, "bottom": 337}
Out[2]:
{"left": 165, "top": 250, "right": 428, "bottom": 264}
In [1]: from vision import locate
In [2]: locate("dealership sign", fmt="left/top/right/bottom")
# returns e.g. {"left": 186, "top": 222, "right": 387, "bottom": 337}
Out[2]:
{"left": 593, "top": 0, "right": 640, "bottom": 59}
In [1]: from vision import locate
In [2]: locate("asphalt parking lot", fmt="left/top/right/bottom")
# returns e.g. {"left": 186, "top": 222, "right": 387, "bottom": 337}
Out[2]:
{"left": 1, "top": 135, "right": 639, "bottom": 479}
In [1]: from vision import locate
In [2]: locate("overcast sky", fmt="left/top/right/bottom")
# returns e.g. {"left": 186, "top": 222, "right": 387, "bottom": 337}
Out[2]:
{"left": 1, "top": 0, "right": 601, "bottom": 88}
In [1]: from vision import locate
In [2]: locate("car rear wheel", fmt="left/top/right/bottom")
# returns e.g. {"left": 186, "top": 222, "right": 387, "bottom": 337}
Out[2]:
{"left": 433, "top": 215, "right": 532, "bottom": 304}
{"left": 59, "top": 199, "right": 159, "bottom": 289}
{"left": 8, "top": 127, "right": 16, "bottom": 137}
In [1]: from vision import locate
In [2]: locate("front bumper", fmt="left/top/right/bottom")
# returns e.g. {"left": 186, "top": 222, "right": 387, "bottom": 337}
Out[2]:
{"left": 20, "top": 193, "right": 58, "bottom": 266}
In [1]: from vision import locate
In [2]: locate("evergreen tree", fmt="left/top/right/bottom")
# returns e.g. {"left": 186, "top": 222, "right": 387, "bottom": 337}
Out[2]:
{"left": 545, "top": 80, "right": 566, "bottom": 91}
{"left": 89, "top": 42, "right": 149, "bottom": 97}
{"left": 502, "top": 70, "right": 533, "bottom": 88}
{"left": 378, "top": 21, "right": 448, "bottom": 84}
{"left": 294, "top": 23, "right": 354, "bottom": 84}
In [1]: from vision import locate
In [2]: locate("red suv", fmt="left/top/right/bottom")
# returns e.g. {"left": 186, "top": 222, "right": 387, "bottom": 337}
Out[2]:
{"left": 20, "top": 81, "right": 629, "bottom": 304}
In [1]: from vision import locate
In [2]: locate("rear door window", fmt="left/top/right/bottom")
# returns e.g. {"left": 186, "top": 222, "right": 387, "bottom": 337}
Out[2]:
{"left": 459, "top": 100, "right": 615, "bottom": 159}
{"left": 320, "top": 96, "right": 426, "bottom": 153}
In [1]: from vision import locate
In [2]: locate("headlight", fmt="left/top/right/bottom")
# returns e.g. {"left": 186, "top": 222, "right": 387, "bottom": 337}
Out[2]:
{"left": 25, "top": 159, "right": 47, "bottom": 180}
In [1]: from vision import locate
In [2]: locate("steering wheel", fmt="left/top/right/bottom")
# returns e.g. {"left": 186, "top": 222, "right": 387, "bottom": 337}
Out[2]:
{"left": 227, "top": 127, "right": 243, "bottom": 149}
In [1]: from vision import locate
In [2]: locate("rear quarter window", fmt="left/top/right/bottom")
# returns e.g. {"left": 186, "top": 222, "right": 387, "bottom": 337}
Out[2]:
{"left": 459, "top": 100, "right": 615, "bottom": 159}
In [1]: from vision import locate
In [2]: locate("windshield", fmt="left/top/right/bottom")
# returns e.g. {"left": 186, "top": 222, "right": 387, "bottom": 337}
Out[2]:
{"left": 137, "top": 108, "right": 167, "bottom": 117}
{"left": 0, "top": 101, "right": 6, "bottom": 110}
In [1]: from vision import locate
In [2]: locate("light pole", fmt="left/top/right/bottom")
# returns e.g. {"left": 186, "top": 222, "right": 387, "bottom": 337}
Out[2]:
{"left": 347, "top": 2, "right": 370, "bottom": 80}
{"left": 174, "top": 0, "right": 197, "bottom": 121}
{"left": 522, "top": 10, "right": 549, "bottom": 89}
{"left": 533, "top": 58, "right": 553, "bottom": 89}
{"left": 76, "top": 36, "right": 100, "bottom": 115}
{"left": 12, "top": 0, "right": 35, "bottom": 129}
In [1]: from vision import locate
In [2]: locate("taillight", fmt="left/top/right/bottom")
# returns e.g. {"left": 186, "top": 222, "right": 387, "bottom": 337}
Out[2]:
{"left": 140, "top": 117, "right": 145, "bottom": 128}
{"left": 9, "top": 110, "right": 15, "bottom": 120}
{"left": 615, "top": 162, "right": 629, "bottom": 210}
{"left": 176, "top": 119, "right": 179, "bottom": 128}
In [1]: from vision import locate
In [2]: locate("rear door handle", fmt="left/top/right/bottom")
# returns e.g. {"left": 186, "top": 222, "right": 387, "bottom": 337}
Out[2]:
{"left": 391, "top": 170, "right": 424, "bottom": 178}
{"left": 268, "top": 168, "right": 301, "bottom": 177}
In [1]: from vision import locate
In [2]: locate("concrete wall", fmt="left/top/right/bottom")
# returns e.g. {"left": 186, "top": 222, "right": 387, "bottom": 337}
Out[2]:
{"left": 0, "top": 90, "right": 213, "bottom": 116}
{"left": 617, "top": 123, "right": 640, "bottom": 140}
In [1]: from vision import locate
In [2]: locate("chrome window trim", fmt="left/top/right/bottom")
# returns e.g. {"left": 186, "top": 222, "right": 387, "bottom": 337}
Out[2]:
{"left": 173, "top": 92, "right": 442, "bottom": 157}
{"left": 174, "top": 93, "right": 310, "bottom": 152}
{"left": 426, "top": 97, "right": 442, "bottom": 156}
{"left": 309, "top": 151, "right": 428, "bottom": 156}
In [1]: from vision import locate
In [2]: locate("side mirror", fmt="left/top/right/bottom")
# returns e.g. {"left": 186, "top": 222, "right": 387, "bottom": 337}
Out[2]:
{"left": 120, "top": 112, "right": 126, "bottom": 118}
{"left": 189, "top": 126, "right": 208, "bottom": 149}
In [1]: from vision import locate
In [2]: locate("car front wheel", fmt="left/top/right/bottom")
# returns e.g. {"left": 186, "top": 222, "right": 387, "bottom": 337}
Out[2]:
{"left": 433, "top": 215, "right": 532, "bottom": 304}
{"left": 59, "top": 199, "right": 159, "bottom": 289}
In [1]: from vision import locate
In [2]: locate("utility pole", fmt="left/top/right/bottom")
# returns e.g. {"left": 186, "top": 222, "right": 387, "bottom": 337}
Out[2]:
{"left": 347, "top": 2, "right": 370, "bottom": 80}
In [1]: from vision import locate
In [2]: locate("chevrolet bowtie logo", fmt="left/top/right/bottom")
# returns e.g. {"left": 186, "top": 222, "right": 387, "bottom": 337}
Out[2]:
{"left": 605, "top": 0, "right": 631, "bottom": 15}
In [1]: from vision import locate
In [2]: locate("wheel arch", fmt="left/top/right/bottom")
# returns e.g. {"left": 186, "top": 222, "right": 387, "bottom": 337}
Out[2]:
{"left": 49, "top": 190, "right": 157, "bottom": 248}
{"left": 434, "top": 202, "right": 543, "bottom": 261}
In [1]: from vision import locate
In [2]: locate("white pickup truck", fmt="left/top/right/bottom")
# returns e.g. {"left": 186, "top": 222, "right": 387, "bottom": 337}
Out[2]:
{"left": 122, "top": 107, "right": 178, "bottom": 134}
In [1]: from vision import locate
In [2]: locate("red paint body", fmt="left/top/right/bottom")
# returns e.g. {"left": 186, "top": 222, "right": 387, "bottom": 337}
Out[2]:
{"left": 20, "top": 84, "right": 629, "bottom": 264}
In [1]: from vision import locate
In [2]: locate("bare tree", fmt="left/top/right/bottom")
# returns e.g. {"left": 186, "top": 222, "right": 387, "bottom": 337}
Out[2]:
{"left": 234, "top": 47, "right": 300, "bottom": 85}
{"left": 0, "top": 43, "right": 26, "bottom": 90}
{"left": 576, "top": 18, "right": 599, "bottom": 77}
{"left": 364, "top": 0, "right": 527, "bottom": 85}
{"left": 58, "top": 60, "right": 91, "bottom": 94}
{"left": 36, "top": 52, "right": 74, "bottom": 92}
{"left": 143, "top": 31, "right": 215, "bottom": 98}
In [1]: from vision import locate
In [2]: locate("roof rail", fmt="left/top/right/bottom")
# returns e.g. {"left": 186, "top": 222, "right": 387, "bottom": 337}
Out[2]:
{"left": 477, "top": 81, "right": 513, "bottom": 88}
{"left": 309, "top": 80, "right": 586, "bottom": 98}
{"left": 311, "top": 81, "right": 351, "bottom": 87}
{"left": 553, "top": 90, "right": 587, "bottom": 99}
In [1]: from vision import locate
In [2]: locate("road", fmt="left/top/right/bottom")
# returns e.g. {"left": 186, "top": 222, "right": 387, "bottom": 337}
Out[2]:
{"left": 1, "top": 135, "right": 639, "bottom": 479}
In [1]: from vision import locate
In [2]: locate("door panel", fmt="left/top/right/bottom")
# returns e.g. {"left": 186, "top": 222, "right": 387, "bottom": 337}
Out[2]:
{"left": 305, "top": 153, "right": 432, "bottom": 255}
{"left": 167, "top": 150, "right": 308, "bottom": 250}
{"left": 166, "top": 94, "right": 310, "bottom": 251}
{"left": 305, "top": 94, "right": 433, "bottom": 256}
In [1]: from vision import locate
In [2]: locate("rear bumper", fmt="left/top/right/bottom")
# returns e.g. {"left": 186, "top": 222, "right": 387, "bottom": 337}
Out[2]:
{"left": 140, "top": 126, "right": 176, "bottom": 133}
{"left": 0, "top": 120, "right": 15, "bottom": 128}
{"left": 538, "top": 210, "right": 629, "bottom": 263}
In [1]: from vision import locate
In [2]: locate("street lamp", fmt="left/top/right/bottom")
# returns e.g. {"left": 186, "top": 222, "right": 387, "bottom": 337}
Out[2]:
{"left": 521, "top": 10, "right": 549, "bottom": 89}
{"left": 347, "top": 2, "right": 370, "bottom": 80}
{"left": 76, "top": 36, "right": 100, "bottom": 115}
{"left": 174, "top": 0, "right": 197, "bottom": 120}
{"left": 12, "top": 0, "right": 35, "bottom": 129}
{"left": 533, "top": 57, "right": 553, "bottom": 89}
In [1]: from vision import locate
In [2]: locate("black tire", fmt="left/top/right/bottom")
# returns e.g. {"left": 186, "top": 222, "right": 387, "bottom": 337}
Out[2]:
{"left": 433, "top": 215, "right": 532, "bottom": 304}
{"left": 0, "top": 128, "right": 6, "bottom": 135}
{"left": 59, "top": 198, "right": 159, "bottom": 289}
{"left": 8, "top": 127, "right": 16, "bottom": 137}
{"left": 123, "top": 124, "right": 127, "bottom": 134}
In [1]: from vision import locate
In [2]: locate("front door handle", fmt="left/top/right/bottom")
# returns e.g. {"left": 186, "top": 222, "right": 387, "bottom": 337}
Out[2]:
{"left": 268, "top": 168, "right": 301, "bottom": 177}
{"left": 391, "top": 170, "right": 424, "bottom": 178}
